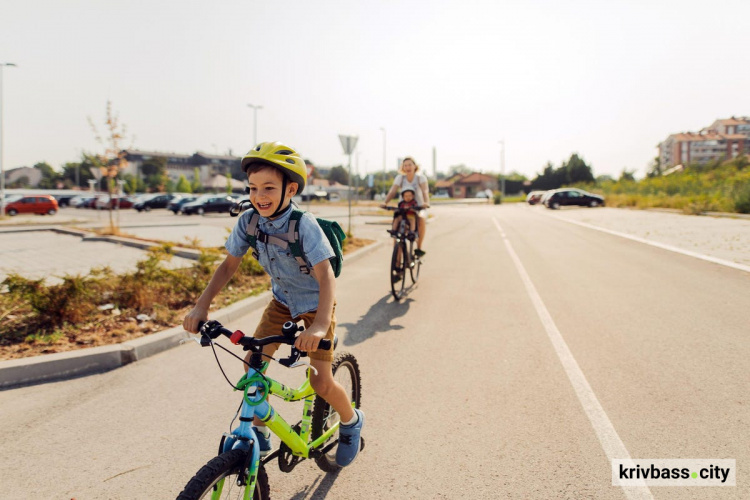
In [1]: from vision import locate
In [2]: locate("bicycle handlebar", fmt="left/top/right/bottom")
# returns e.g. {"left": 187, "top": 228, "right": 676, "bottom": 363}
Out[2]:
{"left": 197, "top": 320, "right": 334, "bottom": 352}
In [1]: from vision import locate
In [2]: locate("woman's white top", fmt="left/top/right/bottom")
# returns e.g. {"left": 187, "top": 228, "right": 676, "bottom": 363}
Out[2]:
{"left": 393, "top": 173, "right": 428, "bottom": 207}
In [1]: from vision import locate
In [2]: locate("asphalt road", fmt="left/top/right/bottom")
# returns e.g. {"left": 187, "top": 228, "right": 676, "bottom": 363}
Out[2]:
{"left": 1, "top": 204, "right": 748, "bottom": 499}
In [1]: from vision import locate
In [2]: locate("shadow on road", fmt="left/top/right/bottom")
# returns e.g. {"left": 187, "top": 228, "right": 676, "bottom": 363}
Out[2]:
{"left": 289, "top": 470, "right": 340, "bottom": 499}
{"left": 338, "top": 293, "right": 413, "bottom": 346}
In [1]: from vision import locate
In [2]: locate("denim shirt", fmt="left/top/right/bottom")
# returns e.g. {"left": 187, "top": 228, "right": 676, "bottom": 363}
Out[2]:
{"left": 225, "top": 204, "right": 334, "bottom": 318}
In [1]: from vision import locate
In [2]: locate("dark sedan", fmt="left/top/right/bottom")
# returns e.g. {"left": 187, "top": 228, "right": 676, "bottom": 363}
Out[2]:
{"left": 543, "top": 188, "right": 605, "bottom": 209}
{"left": 167, "top": 196, "right": 198, "bottom": 214}
{"left": 134, "top": 193, "right": 176, "bottom": 212}
{"left": 181, "top": 195, "right": 236, "bottom": 215}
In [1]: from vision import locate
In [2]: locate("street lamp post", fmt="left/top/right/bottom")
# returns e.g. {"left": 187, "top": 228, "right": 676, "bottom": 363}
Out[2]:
{"left": 247, "top": 103, "right": 263, "bottom": 146}
{"left": 0, "top": 62, "right": 18, "bottom": 219}
{"left": 498, "top": 139, "right": 505, "bottom": 201}
{"left": 380, "top": 127, "right": 386, "bottom": 198}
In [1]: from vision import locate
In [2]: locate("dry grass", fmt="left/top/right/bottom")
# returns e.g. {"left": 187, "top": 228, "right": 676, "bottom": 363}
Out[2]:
{"left": 0, "top": 237, "right": 373, "bottom": 360}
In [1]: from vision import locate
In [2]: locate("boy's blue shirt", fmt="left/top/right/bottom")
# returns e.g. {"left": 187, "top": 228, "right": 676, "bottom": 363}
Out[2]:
{"left": 225, "top": 204, "right": 335, "bottom": 318}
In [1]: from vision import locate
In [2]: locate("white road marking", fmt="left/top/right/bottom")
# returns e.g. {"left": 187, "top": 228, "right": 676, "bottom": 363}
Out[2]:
{"left": 493, "top": 217, "right": 653, "bottom": 500}
{"left": 550, "top": 213, "right": 750, "bottom": 274}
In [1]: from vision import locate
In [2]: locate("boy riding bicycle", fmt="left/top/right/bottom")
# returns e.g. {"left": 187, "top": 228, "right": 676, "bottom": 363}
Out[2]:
{"left": 183, "top": 141, "right": 364, "bottom": 467}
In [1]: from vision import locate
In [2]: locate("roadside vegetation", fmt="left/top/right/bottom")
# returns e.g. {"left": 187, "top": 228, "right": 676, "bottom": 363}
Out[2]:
{"left": 0, "top": 236, "right": 371, "bottom": 360}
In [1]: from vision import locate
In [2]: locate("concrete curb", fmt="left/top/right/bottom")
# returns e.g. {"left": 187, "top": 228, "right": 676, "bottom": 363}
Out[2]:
{"left": 0, "top": 240, "right": 383, "bottom": 390}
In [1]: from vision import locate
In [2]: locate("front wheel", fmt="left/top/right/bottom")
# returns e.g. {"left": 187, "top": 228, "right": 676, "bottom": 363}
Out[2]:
{"left": 407, "top": 237, "right": 421, "bottom": 284}
{"left": 176, "top": 449, "right": 269, "bottom": 500}
{"left": 390, "top": 240, "right": 407, "bottom": 301}
{"left": 311, "top": 352, "right": 362, "bottom": 473}
{"left": 197, "top": 207, "right": 205, "bottom": 215}
{"left": 589, "top": 200, "right": 599, "bottom": 208}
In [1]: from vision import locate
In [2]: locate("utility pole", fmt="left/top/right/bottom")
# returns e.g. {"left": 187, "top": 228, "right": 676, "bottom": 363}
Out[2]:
{"left": 498, "top": 139, "right": 505, "bottom": 201}
{"left": 379, "top": 127, "right": 386, "bottom": 198}
{"left": 0, "top": 62, "right": 18, "bottom": 219}
{"left": 338, "top": 134, "right": 358, "bottom": 235}
{"left": 247, "top": 103, "right": 263, "bottom": 146}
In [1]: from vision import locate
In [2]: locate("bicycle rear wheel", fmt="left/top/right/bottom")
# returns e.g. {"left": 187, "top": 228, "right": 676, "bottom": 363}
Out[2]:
{"left": 311, "top": 352, "right": 363, "bottom": 473}
{"left": 176, "top": 449, "right": 269, "bottom": 500}
{"left": 390, "top": 239, "right": 407, "bottom": 301}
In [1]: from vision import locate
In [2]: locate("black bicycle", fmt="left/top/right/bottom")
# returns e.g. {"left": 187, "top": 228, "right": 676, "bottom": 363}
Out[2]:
{"left": 383, "top": 206, "right": 424, "bottom": 300}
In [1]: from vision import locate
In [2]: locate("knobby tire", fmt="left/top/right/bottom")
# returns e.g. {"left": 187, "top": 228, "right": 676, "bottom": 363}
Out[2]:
{"left": 310, "top": 352, "right": 363, "bottom": 473}
{"left": 176, "top": 449, "right": 270, "bottom": 500}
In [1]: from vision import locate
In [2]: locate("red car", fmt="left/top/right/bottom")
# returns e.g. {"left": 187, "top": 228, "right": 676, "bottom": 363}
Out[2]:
{"left": 4, "top": 195, "right": 59, "bottom": 215}
{"left": 95, "top": 196, "right": 134, "bottom": 209}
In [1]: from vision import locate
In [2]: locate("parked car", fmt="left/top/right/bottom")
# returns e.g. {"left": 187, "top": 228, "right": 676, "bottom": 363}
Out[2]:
{"left": 4, "top": 195, "right": 59, "bottom": 216}
{"left": 55, "top": 195, "right": 77, "bottom": 207}
{"left": 134, "top": 193, "right": 176, "bottom": 212}
{"left": 83, "top": 196, "right": 101, "bottom": 209}
{"left": 167, "top": 195, "right": 198, "bottom": 214}
{"left": 95, "top": 196, "right": 134, "bottom": 210}
{"left": 526, "top": 190, "right": 546, "bottom": 205}
{"left": 181, "top": 195, "right": 236, "bottom": 215}
{"left": 543, "top": 188, "right": 605, "bottom": 209}
{"left": 475, "top": 189, "right": 494, "bottom": 199}
{"left": 70, "top": 195, "right": 95, "bottom": 208}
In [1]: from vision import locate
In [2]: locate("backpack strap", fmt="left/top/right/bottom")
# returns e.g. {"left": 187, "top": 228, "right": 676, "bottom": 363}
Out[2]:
{"left": 245, "top": 210, "right": 293, "bottom": 259}
{"left": 288, "top": 209, "right": 311, "bottom": 275}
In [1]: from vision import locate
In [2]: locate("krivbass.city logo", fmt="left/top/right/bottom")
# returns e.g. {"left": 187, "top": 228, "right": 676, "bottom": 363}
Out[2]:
{"left": 612, "top": 459, "right": 736, "bottom": 487}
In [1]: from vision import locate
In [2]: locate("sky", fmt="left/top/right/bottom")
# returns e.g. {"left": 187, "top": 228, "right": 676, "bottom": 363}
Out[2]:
{"left": 2, "top": 0, "right": 749, "bottom": 180}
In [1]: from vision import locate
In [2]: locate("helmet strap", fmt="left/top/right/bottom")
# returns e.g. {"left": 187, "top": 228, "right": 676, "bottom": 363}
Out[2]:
{"left": 269, "top": 175, "right": 288, "bottom": 218}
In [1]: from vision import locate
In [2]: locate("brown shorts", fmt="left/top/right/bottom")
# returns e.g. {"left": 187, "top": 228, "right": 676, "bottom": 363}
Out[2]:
{"left": 253, "top": 299, "right": 336, "bottom": 362}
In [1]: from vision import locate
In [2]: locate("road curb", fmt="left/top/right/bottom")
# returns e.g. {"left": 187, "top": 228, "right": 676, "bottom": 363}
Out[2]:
{"left": 0, "top": 240, "right": 382, "bottom": 390}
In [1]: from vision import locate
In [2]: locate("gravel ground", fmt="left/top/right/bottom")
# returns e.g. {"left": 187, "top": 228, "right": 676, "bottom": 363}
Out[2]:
{"left": 540, "top": 207, "right": 750, "bottom": 267}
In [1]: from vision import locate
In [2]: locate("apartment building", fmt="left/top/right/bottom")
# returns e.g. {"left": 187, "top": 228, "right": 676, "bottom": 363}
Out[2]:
{"left": 119, "top": 150, "right": 240, "bottom": 184}
{"left": 659, "top": 116, "right": 749, "bottom": 168}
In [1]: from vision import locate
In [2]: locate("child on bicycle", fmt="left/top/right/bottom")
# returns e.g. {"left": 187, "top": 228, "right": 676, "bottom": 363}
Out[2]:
{"left": 391, "top": 187, "right": 418, "bottom": 237}
{"left": 183, "top": 141, "right": 364, "bottom": 467}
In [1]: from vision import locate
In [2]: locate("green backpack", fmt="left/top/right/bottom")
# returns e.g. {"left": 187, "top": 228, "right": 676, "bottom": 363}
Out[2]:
{"left": 244, "top": 208, "right": 346, "bottom": 277}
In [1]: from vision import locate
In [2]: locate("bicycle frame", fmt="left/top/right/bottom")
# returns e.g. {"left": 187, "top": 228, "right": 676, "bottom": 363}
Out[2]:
{"left": 215, "top": 368, "right": 342, "bottom": 499}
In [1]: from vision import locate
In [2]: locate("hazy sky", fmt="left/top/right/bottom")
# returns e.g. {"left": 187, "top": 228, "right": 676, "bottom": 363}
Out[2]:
{"left": 2, "top": 0, "right": 749, "bottom": 180}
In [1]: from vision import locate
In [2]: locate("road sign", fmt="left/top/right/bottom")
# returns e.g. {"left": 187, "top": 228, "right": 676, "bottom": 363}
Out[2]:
{"left": 339, "top": 135, "right": 358, "bottom": 155}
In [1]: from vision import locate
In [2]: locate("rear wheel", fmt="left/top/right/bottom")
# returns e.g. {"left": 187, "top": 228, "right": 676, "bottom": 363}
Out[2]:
{"left": 390, "top": 239, "right": 407, "bottom": 301}
{"left": 311, "top": 352, "right": 362, "bottom": 473}
{"left": 197, "top": 207, "right": 205, "bottom": 215}
{"left": 176, "top": 449, "right": 269, "bottom": 500}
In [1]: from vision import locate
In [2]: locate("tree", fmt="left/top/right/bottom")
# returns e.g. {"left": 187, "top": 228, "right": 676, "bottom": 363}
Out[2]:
{"left": 225, "top": 173, "right": 233, "bottom": 195}
{"left": 565, "top": 153, "right": 595, "bottom": 184}
{"left": 328, "top": 165, "right": 349, "bottom": 185}
{"left": 88, "top": 100, "right": 130, "bottom": 233}
{"left": 175, "top": 175, "right": 192, "bottom": 193}
{"left": 646, "top": 156, "right": 662, "bottom": 178}
{"left": 35, "top": 162, "right": 59, "bottom": 189}
{"left": 61, "top": 157, "right": 97, "bottom": 188}
{"left": 449, "top": 164, "right": 472, "bottom": 176}
{"left": 191, "top": 167, "right": 202, "bottom": 193}
{"left": 141, "top": 157, "right": 167, "bottom": 191}
{"left": 619, "top": 169, "right": 636, "bottom": 182}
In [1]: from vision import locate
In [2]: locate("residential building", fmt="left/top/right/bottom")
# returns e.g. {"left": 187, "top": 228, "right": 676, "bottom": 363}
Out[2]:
{"left": 659, "top": 116, "right": 749, "bottom": 168}
{"left": 3, "top": 166, "right": 42, "bottom": 188}
{"left": 119, "top": 150, "right": 240, "bottom": 185}
{"left": 435, "top": 172, "right": 497, "bottom": 198}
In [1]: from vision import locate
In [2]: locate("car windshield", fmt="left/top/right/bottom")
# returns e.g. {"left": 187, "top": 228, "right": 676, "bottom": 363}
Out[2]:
{"left": 193, "top": 194, "right": 216, "bottom": 203}
{"left": 5, "top": 195, "right": 23, "bottom": 203}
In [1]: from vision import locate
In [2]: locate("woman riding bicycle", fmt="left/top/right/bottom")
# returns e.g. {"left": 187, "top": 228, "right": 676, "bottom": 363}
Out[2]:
{"left": 381, "top": 156, "right": 430, "bottom": 256}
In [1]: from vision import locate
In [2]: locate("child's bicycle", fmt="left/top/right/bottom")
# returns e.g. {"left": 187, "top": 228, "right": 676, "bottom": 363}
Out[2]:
{"left": 177, "top": 319, "right": 363, "bottom": 500}
{"left": 384, "top": 206, "right": 424, "bottom": 301}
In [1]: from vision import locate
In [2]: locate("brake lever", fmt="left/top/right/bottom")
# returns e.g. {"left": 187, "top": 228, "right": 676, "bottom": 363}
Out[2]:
{"left": 289, "top": 359, "right": 318, "bottom": 376}
{"left": 181, "top": 333, "right": 203, "bottom": 346}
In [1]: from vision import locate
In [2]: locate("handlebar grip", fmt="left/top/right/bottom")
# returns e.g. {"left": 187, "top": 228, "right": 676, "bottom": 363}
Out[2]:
{"left": 318, "top": 339, "right": 331, "bottom": 351}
